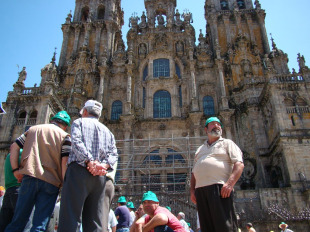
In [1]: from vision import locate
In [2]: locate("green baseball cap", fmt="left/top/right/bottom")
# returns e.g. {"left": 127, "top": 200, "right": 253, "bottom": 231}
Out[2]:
{"left": 165, "top": 206, "right": 171, "bottom": 211}
{"left": 118, "top": 196, "right": 126, "bottom": 203}
{"left": 127, "top": 201, "right": 135, "bottom": 209}
{"left": 205, "top": 116, "right": 222, "bottom": 127}
{"left": 142, "top": 191, "right": 159, "bottom": 202}
{"left": 51, "top": 111, "right": 71, "bottom": 126}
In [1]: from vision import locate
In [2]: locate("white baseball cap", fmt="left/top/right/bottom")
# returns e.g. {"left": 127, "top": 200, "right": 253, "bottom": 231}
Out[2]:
{"left": 80, "top": 100, "right": 103, "bottom": 115}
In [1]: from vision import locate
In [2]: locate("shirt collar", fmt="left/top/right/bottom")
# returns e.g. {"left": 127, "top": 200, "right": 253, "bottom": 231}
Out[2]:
{"left": 204, "top": 136, "right": 223, "bottom": 147}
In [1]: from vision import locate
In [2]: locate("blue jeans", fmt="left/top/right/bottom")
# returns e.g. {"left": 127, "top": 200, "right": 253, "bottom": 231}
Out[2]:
{"left": 116, "top": 228, "right": 129, "bottom": 232}
{"left": 5, "top": 175, "right": 59, "bottom": 232}
{"left": 154, "top": 225, "right": 174, "bottom": 232}
{"left": 0, "top": 186, "right": 19, "bottom": 232}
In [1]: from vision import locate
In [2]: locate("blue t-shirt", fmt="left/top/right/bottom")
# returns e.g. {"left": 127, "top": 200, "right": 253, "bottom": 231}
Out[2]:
{"left": 114, "top": 205, "right": 130, "bottom": 229}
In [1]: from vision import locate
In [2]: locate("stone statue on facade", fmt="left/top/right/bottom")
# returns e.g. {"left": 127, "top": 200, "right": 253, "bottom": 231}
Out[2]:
{"left": 297, "top": 53, "right": 307, "bottom": 70}
{"left": 17, "top": 67, "right": 27, "bottom": 83}
{"left": 139, "top": 43, "right": 147, "bottom": 57}
{"left": 139, "top": 12, "right": 147, "bottom": 29}
{"left": 157, "top": 13, "right": 165, "bottom": 26}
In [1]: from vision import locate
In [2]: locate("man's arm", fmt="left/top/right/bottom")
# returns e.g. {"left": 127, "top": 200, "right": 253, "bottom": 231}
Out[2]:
{"left": 10, "top": 142, "right": 23, "bottom": 182}
{"left": 190, "top": 173, "right": 196, "bottom": 204}
{"left": 61, "top": 156, "right": 69, "bottom": 181}
{"left": 221, "top": 161, "right": 244, "bottom": 198}
{"left": 142, "top": 213, "right": 168, "bottom": 232}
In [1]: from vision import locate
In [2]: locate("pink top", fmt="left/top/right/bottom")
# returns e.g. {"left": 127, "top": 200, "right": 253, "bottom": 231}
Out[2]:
{"left": 145, "top": 206, "right": 186, "bottom": 232}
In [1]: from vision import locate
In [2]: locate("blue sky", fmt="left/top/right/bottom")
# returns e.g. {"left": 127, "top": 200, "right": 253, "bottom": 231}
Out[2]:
{"left": 1, "top": 0, "right": 309, "bottom": 104}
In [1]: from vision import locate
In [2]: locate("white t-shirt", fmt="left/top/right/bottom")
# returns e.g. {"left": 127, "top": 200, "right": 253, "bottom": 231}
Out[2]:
{"left": 108, "top": 209, "right": 118, "bottom": 232}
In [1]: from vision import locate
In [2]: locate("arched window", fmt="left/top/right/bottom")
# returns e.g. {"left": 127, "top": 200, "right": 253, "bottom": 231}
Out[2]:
{"left": 175, "top": 64, "right": 181, "bottom": 79}
{"left": 81, "top": 7, "right": 90, "bottom": 22}
{"left": 220, "top": 0, "right": 229, "bottom": 10}
{"left": 284, "top": 98, "right": 294, "bottom": 107}
{"left": 143, "top": 149, "right": 162, "bottom": 165}
{"left": 97, "top": 6, "right": 105, "bottom": 20}
{"left": 203, "top": 96, "right": 215, "bottom": 116}
{"left": 153, "top": 90, "right": 171, "bottom": 118}
{"left": 153, "top": 59, "right": 170, "bottom": 78}
{"left": 28, "top": 111, "right": 37, "bottom": 125}
{"left": 111, "top": 100, "right": 122, "bottom": 120}
{"left": 237, "top": 0, "right": 246, "bottom": 9}
{"left": 17, "top": 111, "right": 26, "bottom": 126}
{"left": 143, "top": 65, "right": 148, "bottom": 81}
{"left": 166, "top": 148, "right": 185, "bottom": 164}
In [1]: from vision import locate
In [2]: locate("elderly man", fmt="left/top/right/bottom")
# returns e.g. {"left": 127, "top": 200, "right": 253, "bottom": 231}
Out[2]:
{"left": 58, "top": 100, "right": 118, "bottom": 232}
{"left": 132, "top": 191, "right": 185, "bottom": 232}
{"left": 176, "top": 212, "right": 189, "bottom": 232}
{"left": 5, "top": 111, "right": 71, "bottom": 232}
{"left": 190, "top": 117, "right": 244, "bottom": 232}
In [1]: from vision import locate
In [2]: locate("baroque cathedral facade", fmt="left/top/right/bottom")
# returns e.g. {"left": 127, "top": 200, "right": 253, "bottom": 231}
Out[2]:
{"left": 1, "top": 0, "right": 309, "bottom": 230}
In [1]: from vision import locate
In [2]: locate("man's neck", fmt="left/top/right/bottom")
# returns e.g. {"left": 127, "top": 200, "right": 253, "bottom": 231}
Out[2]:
{"left": 207, "top": 136, "right": 220, "bottom": 145}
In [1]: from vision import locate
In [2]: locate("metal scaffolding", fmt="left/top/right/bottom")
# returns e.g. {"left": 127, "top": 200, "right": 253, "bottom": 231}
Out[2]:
{"left": 112, "top": 135, "right": 208, "bottom": 227}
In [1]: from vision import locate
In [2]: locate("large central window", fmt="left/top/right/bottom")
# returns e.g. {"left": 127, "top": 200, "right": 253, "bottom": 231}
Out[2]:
{"left": 153, "top": 59, "right": 170, "bottom": 78}
{"left": 154, "top": 90, "right": 171, "bottom": 118}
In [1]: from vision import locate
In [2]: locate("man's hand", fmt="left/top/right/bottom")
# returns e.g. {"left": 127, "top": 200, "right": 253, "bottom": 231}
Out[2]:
{"left": 87, "top": 161, "right": 109, "bottom": 176}
{"left": 190, "top": 190, "right": 196, "bottom": 204}
{"left": 220, "top": 182, "right": 234, "bottom": 198}
{"left": 13, "top": 170, "right": 23, "bottom": 183}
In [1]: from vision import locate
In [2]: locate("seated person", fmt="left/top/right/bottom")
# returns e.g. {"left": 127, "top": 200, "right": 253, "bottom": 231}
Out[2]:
{"left": 130, "top": 191, "right": 185, "bottom": 232}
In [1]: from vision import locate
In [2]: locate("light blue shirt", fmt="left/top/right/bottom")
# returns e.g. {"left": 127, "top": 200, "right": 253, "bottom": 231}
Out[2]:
{"left": 68, "top": 117, "right": 118, "bottom": 169}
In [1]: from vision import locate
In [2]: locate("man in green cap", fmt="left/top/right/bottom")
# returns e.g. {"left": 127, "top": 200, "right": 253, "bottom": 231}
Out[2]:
{"left": 127, "top": 201, "right": 136, "bottom": 227}
{"left": 115, "top": 196, "right": 131, "bottom": 232}
{"left": 5, "top": 111, "right": 71, "bottom": 232}
{"left": 131, "top": 191, "right": 185, "bottom": 232}
{"left": 190, "top": 116, "right": 244, "bottom": 232}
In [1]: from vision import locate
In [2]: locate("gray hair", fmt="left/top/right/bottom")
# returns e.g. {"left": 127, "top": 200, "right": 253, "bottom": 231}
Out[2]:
{"left": 178, "top": 212, "right": 185, "bottom": 219}
{"left": 84, "top": 106, "right": 101, "bottom": 118}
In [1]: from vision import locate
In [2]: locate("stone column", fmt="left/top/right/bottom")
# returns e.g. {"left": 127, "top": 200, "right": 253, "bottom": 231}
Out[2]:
{"left": 59, "top": 25, "right": 71, "bottom": 67}
{"left": 125, "top": 65, "right": 133, "bottom": 115}
{"left": 95, "top": 23, "right": 103, "bottom": 56}
{"left": 257, "top": 12, "right": 270, "bottom": 54}
{"left": 209, "top": 15, "right": 219, "bottom": 49}
{"left": 189, "top": 61, "right": 199, "bottom": 112}
{"left": 246, "top": 14, "right": 256, "bottom": 44}
{"left": 189, "top": 112, "right": 203, "bottom": 145}
{"left": 223, "top": 15, "right": 232, "bottom": 45}
{"left": 234, "top": 11, "right": 242, "bottom": 34}
{"left": 98, "top": 65, "right": 107, "bottom": 102}
{"left": 216, "top": 59, "right": 229, "bottom": 110}
{"left": 83, "top": 23, "right": 92, "bottom": 47}
{"left": 73, "top": 25, "right": 82, "bottom": 54}
{"left": 105, "top": 22, "right": 114, "bottom": 59}
{"left": 220, "top": 110, "right": 235, "bottom": 140}
{"left": 120, "top": 115, "right": 135, "bottom": 181}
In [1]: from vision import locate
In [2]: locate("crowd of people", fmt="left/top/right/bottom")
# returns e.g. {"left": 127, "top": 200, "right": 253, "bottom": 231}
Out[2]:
{"left": 0, "top": 99, "right": 294, "bottom": 232}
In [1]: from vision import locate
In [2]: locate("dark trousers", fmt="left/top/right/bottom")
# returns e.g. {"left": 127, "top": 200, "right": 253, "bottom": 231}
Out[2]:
{"left": 154, "top": 225, "right": 174, "bottom": 232}
{"left": 0, "top": 187, "right": 19, "bottom": 232}
{"left": 58, "top": 162, "right": 106, "bottom": 232}
{"left": 195, "top": 184, "right": 238, "bottom": 232}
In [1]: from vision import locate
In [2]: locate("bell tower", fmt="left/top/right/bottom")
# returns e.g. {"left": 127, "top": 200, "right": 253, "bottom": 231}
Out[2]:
{"left": 205, "top": 0, "right": 270, "bottom": 56}
{"left": 143, "top": 0, "right": 177, "bottom": 28}
{"left": 57, "top": 0, "right": 124, "bottom": 115}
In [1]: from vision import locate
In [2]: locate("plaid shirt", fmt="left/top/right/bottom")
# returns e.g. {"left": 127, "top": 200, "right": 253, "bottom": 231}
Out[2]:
{"left": 68, "top": 117, "right": 118, "bottom": 168}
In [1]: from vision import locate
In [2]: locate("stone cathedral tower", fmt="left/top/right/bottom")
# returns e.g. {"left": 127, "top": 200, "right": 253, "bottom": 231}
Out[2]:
{"left": 1, "top": 0, "right": 310, "bottom": 230}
